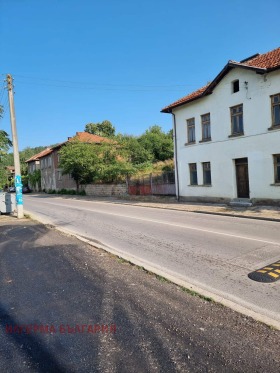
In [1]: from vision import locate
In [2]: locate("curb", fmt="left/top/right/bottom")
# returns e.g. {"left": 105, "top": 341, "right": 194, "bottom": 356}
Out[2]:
{"left": 104, "top": 200, "right": 280, "bottom": 223}
{"left": 24, "top": 210, "right": 280, "bottom": 331}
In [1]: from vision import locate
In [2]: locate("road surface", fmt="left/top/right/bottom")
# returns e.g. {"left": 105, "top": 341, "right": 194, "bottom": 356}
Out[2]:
{"left": 24, "top": 194, "right": 280, "bottom": 327}
{"left": 0, "top": 217, "right": 279, "bottom": 372}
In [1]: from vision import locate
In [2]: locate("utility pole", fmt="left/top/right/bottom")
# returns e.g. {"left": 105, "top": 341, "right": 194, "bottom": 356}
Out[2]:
{"left": 7, "top": 74, "right": 24, "bottom": 219}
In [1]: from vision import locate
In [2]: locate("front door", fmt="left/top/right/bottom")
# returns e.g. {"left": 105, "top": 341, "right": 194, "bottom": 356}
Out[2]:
{"left": 235, "top": 158, "right": 250, "bottom": 198}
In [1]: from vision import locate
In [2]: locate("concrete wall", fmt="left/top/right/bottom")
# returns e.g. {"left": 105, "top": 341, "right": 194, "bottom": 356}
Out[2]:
{"left": 85, "top": 184, "right": 127, "bottom": 197}
{"left": 173, "top": 68, "right": 280, "bottom": 201}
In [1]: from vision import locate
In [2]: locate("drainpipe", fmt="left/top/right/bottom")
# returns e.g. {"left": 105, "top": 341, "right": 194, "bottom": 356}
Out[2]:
{"left": 172, "top": 112, "right": 180, "bottom": 201}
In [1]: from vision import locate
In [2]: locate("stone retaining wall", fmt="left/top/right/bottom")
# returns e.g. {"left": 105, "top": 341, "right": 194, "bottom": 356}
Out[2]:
{"left": 85, "top": 183, "right": 127, "bottom": 197}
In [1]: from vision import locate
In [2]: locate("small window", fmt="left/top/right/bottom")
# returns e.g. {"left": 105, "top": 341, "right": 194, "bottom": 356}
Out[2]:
{"left": 232, "top": 80, "right": 239, "bottom": 93}
{"left": 271, "top": 94, "right": 280, "bottom": 127}
{"left": 201, "top": 113, "right": 211, "bottom": 140}
{"left": 202, "top": 162, "right": 212, "bottom": 185}
{"left": 230, "top": 104, "right": 243, "bottom": 135}
{"left": 187, "top": 118, "right": 195, "bottom": 143}
{"left": 58, "top": 170, "right": 62, "bottom": 181}
{"left": 273, "top": 154, "right": 280, "bottom": 183}
{"left": 189, "top": 163, "right": 198, "bottom": 185}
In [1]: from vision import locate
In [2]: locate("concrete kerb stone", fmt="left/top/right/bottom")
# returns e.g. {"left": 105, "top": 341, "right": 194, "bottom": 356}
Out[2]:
{"left": 94, "top": 197, "right": 280, "bottom": 223}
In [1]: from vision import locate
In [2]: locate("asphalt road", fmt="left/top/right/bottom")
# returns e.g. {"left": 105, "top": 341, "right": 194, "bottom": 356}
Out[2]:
{"left": 24, "top": 195, "right": 280, "bottom": 327}
{"left": 0, "top": 218, "right": 279, "bottom": 372}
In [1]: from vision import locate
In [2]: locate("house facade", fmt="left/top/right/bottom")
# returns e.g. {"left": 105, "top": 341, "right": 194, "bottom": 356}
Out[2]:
{"left": 39, "top": 143, "right": 79, "bottom": 191}
{"left": 162, "top": 47, "right": 280, "bottom": 204}
{"left": 27, "top": 132, "right": 110, "bottom": 192}
{"left": 26, "top": 148, "right": 52, "bottom": 191}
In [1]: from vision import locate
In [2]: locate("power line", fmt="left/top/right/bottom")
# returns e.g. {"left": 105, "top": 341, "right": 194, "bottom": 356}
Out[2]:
{"left": 9, "top": 74, "right": 199, "bottom": 92}
{"left": 13, "top": 74, "right": 196, "bottom": 88}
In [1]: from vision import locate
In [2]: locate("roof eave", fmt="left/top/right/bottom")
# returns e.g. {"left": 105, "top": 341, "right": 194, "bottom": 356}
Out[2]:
{"left": 161, "top": 94, "right": 207, "bottom": 113}
{"left": 266, "top": 65, "right": 280, "bottom": 73}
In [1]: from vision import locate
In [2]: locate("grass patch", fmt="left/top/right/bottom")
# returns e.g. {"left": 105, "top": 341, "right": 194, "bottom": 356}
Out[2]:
{"left": 117, "top": 257, "right": 128, "bottom": 264}
{"left": 155, "top": 274, "right": 171, "bottom": 283}
{"left": 181, "top": 286, "right": 213, "bottom": 302}
{"left": 115, "top": 255, "right": 214, "bottom": 302}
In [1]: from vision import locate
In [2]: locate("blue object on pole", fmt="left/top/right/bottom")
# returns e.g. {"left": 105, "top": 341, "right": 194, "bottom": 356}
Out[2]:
{"left": 14, "top": 174, "right": 23, "bottom": 206}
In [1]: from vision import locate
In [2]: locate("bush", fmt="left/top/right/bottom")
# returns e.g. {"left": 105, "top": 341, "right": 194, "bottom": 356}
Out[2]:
{"left": 47, "top": 189, "right": 57, "bottom": 194}
{"left": 56, "top": 189, "right": 83, "bottom": 195}
{"left": 78, "top": 190, "right": 86, "bottom": 196}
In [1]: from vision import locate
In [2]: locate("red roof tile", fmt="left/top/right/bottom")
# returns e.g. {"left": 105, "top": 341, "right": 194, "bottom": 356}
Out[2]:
{"left": 162, "top": 47, "right": 280, "bottom": 113}
{"left": 25, "top": 132, "right": 112, "bottom": 163}
{"left": 25, "top": 148, "right": 52, "bottom": 163}
{"left": 70, "top": 132, "right": 111, "bottom": 144}
{"left": 161, "top": 84, "right": 210, "bottom": 113}
{"left": 240, "top": 47, "right": 280, "bottom": 69}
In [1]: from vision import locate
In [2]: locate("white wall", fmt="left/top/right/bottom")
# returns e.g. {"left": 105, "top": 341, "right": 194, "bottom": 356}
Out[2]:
{"left": 173, "top": 68, "right": 280, "bottom": 200}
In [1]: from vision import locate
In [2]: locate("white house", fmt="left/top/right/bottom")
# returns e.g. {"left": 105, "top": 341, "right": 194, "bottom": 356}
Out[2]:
{"left": 161, "top": 47, "right": 280, "bottom": 205}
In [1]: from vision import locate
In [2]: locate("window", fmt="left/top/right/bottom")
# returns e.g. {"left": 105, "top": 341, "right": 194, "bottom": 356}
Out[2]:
{"left": 232, "top": 80, "right": 239, "bottom": 93}
{"left": 189, "top": 163, "right": 198, "bottom": 185}
{"left": 230, "top": 104, "right": 243, "bottom": 135}
{"left": 48, "top": 156, "right": 52, "bottom": 167}
{"left": 201, "top": 113, "right": 211, "bottom": 140}
{"left": 271, "top": 94, "right": 280, "bottom": 127}
{"left": 274, "top": 155, "right": 280, "bottom": 183}
{"left": 202, "top": 162, "right": 211, "bottom": 185}
{"left": 57, "top": 170, "right": 62, "bottom": 181}
{"left": 187, "top": 118, "right": 195, "bottom": 143}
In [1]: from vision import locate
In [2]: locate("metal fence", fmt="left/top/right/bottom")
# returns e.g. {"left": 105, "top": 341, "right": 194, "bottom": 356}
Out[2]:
{"left": 128, "top": 172, "right": 175, "bottom": 196}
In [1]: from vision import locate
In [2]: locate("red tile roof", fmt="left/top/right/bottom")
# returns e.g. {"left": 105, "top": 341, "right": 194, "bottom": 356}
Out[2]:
{"left": 162, "top": 47, "right": 280, "bottom": 113}
{"left": 25, "top": 148, "right": 52, "bottom": 163}
{"left": 161, "top": 84, "right": 210, "bottom": 113}
{"left": 25, "top": 133, "right": 112, "bottom": 162}
{"left": 239, "top": 47, "right": 280, "bottom": 69}
{"left": 70, "top": 132, "right": 111, "bottom": 144}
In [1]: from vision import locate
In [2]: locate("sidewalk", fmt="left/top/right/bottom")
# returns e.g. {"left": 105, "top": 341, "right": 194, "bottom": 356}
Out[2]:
{"left": 0, "top": 215, "right": 280, "bottom": 372}
{"left": 67, "top": 194, "right": 280, "bottom": 222}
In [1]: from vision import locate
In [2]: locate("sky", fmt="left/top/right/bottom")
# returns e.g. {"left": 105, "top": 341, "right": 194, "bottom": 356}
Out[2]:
{"left": 0, "top": 0, "right": 279, "bottom": 150}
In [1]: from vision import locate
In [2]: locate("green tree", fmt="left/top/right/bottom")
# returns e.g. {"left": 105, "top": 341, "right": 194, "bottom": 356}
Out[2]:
{"left": 59, "top": 140, "right": 136, "bottom": 190}
{"left": 28, "top": 169, "right": 41, "bottom": 190}
{"left": 116, "top": 134, "right": 153, "bottom": 166}
{"left": 85, "top": 120, "right": 116, "bottom": 138}
{"left": 0, "top": 130, "right": 12, "bottom": 158}
{"left": 97, "top": 142, "right": 136, "bottom": 183}
{"left": 59, "top": 141, "right": 101, "bottom": 191}
{"left": 138, "top": 125, "right": 173, "bottom": 162}
{"left": 0, "top": 130, "right": 12, "bottom": 188}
